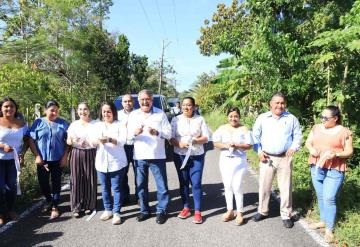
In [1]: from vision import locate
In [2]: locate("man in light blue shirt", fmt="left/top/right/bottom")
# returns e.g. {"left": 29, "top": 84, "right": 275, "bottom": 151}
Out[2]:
{"left": 252, "top": 92, "right": 302, "bottom": 228}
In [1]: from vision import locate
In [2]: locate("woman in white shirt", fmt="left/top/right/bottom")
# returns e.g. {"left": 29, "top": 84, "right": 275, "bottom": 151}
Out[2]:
{"left": 90, "top": 102, "right": 127, "bottom": 225}
{"left": 66, "top": 103, "right": 97, "bottom": 218}
{"left": 213, "top": 107, "right": 253, "bottom": 225}
{"left": 0, "top": 97, "right": 28, "bottom": 225}
{"left": 169, "top": 97, "right": 209, "bottom": 224}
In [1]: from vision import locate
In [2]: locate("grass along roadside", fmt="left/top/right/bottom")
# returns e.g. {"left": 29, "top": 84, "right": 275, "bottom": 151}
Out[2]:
{"left": 204, "top": 112, "right": 360, "bottom": 247}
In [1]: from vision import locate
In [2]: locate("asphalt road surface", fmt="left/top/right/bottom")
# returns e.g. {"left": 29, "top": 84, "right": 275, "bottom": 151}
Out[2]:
{"left": 0, "top": 150, "right": 322, "bottom": 247}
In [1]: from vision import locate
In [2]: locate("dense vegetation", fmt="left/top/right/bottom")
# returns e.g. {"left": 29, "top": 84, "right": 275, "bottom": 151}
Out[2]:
{"left": 1, "top": 0, "right": 359, "bottom": 245}
{"left": 0, "top": 0, "right": 177, "bottom": 121}
{"left": 194, "top": 1, "right": 360, "bottom": 246}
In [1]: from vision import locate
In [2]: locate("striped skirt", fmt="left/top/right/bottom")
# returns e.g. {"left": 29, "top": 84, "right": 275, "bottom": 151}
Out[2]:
{"left": 69, "top": 148, "right": 97, "bottom": 212}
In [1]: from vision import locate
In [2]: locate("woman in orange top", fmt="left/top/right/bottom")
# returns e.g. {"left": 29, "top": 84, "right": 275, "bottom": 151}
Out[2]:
{"left": 305, "top": 106, "right": 353, "bottom": 243}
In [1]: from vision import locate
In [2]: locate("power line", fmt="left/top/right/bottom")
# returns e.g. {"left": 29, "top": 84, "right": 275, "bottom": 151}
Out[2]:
{"left": 154, "top": 0, "right": 167, "bottom": 38}
{"left": 171, "top": 0, "right": 179, "bottom": 45}
{"left": 138, "top": 0, "right": 155, "bottom": 33}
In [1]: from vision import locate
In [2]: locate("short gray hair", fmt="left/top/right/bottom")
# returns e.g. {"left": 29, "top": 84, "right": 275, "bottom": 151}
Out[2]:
{"left": 138, "top": 89, "right": 153, "bottom": 99}
{"left": 270, "top": 92, "right": 286, "bottom": 102}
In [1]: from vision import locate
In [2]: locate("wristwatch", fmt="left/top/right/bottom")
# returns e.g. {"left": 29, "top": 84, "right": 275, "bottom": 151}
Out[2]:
{"left": 108, "top": 137, "right": 112, "bottom": 143}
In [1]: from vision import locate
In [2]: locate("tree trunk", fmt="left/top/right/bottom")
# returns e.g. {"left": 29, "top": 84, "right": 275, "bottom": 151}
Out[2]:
{"left": 327, "top": 64, "right": 331, "bottom": 105}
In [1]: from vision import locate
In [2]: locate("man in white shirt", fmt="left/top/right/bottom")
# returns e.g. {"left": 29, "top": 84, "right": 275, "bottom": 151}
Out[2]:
{"left": 117, "top": 94, "right": 136, "bottom": 205}
{"left": 127, "top": 89, "right": 172, "bottom": 224}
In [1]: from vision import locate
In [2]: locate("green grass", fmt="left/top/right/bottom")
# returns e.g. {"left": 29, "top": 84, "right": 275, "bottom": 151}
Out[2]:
{"left": 203, "top": 110, "right": 227, "bottom": 132}
{"left": 15, "top": 153, "right": 42, "bottom": 212}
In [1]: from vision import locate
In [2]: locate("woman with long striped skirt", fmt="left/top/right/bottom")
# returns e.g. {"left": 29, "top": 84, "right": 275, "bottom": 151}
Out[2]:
{"left": 67, "top": 103, "right": 97, "bottom": 218}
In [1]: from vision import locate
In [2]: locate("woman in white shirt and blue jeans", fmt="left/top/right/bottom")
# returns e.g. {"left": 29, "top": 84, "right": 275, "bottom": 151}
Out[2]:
{"left": 0, "top": 97, "right": 28, "bottom": 225}
{"left": 91, "top": 102, "right": 127, "bottom": 225}
{"left": 170, "top": 97, "right": 209, "bottom": 224}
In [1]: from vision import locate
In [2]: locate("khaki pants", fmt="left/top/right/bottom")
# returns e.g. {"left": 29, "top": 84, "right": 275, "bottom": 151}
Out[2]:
{"left": 258, "top": 155, "right": 293, "bottom": 219}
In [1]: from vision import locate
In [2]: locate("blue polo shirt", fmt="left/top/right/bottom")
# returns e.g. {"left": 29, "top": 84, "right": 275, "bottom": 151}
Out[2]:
{"left": 28, "top": 117, "right": 69, "bottom": 161}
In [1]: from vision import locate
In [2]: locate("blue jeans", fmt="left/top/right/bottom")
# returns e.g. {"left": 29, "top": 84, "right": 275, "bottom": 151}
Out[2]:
{"left": 0, "top": 159, "right": 17, "bottom": 214}
{"left": 37, "top": 161, "right": 63, "bottom": 208}
{"left": 173, "top": 153, "right": 205, "bottom": 211}
{"left": 135, "top": 159, "right": 169, "bottom": 214}
{"left": 311, "top": 165, "right": 344, "bottom": 230}
{"left": 97, "top": 168, "right": 126, "bottom": 214}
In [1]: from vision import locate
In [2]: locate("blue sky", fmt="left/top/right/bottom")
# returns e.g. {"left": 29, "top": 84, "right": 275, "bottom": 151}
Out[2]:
{"left": 105, "top": 0, "right": 232, "bottom": 92}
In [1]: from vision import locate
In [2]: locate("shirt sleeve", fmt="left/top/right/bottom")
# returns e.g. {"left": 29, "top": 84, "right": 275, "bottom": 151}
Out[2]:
{"left": 22, "top": 124, "right": 29, "bottom": 136}
{"left": 212, "top": 127, "right": 222, "bottom": 143}
{"left": 127, "top": 112, "right": 138, "bottom": 139}
{"left": 289, "top": 116, "right": 302, "bottom": 151}
{"left": 200, "top": 117, "right": 210, "bottom": 140}
{"left": 159, "top": 113, "right": 171, "bottom": 140}
{"left": 252, "top": 116, "right": 263, "bottom": 154}
{"left": 170, "top": 117, "right": 177, "bottom": 139}
{"left": 245, "top": 129, "right": 254, "bottom": 145}
{"left": 27, "top": 118, "right": 41, "bottom": 140}
{"left": 115, "top": 122, "right": 127, "bottom": 146}
{"left": 67, "top": 122, "right": 75, "bottom": 138}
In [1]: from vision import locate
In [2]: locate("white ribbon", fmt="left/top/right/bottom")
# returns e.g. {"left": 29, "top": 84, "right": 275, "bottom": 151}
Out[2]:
{"left": 180, "top": 142, "right": 193, "bottom": 170}
{"left": 86, "top": 210, "right": 97, "bottom": 221}
{"left": 13, "top": 149, "right": 21, "bottom": 196}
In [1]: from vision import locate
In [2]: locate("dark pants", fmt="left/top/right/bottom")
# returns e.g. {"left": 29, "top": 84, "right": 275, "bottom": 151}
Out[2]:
{"left": 0, "top": 159, "right": 17, "bottom": 214}
{"left": 122, "top": 145, "right": 137, "bottom": 202}
{"left": 37, "top": 161, "right": 63, "bottom": 208}
{"left": 173, "top": 153, "right": 205, "bottom": 211}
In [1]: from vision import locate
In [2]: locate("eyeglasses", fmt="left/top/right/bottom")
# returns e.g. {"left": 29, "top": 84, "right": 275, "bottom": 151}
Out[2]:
{"left": 320, "top": 115, "right": 334, "bottom": 121}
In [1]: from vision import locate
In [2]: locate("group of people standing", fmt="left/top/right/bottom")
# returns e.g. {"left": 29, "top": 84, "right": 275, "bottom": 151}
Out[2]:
{"left": 0, "top": 91, "right": 353, "bottom": 243}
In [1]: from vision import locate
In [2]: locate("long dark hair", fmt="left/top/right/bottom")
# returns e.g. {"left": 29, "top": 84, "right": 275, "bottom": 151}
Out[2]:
{"left": 0, "top": 97, "right": 19, "bottom": 117}
{"left": 99, "top": 101, "right": 118, "bottom": 121}
{"left": 325, "top": 105, "right": 342, "bottom": 124}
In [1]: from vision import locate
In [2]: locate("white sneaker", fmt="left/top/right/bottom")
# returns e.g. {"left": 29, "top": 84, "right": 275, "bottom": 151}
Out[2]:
{"left": 100, "top": 211, "right": 113, "bottom": 221}
{"left": 112, "top": 213, "right": 121, "bottom": 225}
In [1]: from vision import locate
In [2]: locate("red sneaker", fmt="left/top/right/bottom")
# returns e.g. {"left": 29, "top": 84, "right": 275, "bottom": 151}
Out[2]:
{"left": 178, "top": 208, "right": 191, "bottom": 219}
{"left": 193, "top": 211, "right": 203, "bottom": 224}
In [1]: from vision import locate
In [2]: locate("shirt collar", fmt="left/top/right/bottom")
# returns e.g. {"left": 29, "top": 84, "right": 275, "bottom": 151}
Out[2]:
{"left": 265, "top": 111, "right": 289, "bottom": 118}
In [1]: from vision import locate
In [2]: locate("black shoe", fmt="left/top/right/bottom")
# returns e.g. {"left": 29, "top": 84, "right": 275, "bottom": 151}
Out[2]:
{"left": 253, "top": 213, "right": 268, "bottom": 222}
{"left": 283, "top": 219, "right": 294, "bottom": 228}
{"left": 156, "top": 213, "right": 167, "bottom": 224}
{"left": 136, "top": 213, "right": 150, "bottom": 222}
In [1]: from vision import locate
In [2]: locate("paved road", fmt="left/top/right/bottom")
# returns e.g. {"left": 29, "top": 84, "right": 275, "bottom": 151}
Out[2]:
{"left": 0, "top": 150, "right": 321, "bottom": 247}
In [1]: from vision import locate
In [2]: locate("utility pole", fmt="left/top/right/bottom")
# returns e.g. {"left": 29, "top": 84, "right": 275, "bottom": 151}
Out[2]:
{"left": 158, "top": 40, "right": 171, "bottom": 95}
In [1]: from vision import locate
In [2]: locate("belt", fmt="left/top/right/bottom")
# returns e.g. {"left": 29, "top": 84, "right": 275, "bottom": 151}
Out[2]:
{"left": 263, "top": 151, "right": 286, "bottom": 157}
{"left": 225, "top": 155, "right": 236, "bottom": 158}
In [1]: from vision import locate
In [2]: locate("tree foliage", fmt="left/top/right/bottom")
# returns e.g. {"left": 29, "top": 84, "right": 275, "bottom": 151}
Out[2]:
{"left": 0, "top": 0, "right": 178, "bottom": 119}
